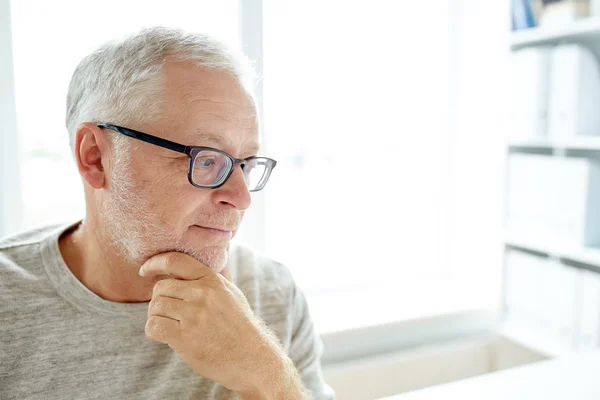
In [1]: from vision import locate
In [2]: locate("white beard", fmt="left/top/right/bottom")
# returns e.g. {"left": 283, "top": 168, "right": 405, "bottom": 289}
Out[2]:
{"left": 100, "top": 148, "right": 230, "bottom": 272}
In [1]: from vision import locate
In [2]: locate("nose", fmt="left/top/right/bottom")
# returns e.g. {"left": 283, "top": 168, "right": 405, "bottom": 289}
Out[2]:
{"left": 212, "top": 165, "right": 252, "bottom": 210}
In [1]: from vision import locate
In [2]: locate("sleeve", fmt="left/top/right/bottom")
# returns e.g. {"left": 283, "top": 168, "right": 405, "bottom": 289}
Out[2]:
{"left": 288, "top": 283, "right": 336, "bottom": 400}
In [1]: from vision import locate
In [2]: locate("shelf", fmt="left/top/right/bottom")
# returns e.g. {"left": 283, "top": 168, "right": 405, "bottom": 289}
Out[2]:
{"left": 508, "top": 136, "right": 600, "bottom": 150}
{"left": 511, "top": 17, "right": 600, "bottom": 50}
{"left": 505, "top": 233, "right": 600, "bottom": 268}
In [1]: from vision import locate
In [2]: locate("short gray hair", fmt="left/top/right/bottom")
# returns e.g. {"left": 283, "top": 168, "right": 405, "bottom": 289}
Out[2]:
{"left": 65, "top": 27, "right": 257, "bottom": 150}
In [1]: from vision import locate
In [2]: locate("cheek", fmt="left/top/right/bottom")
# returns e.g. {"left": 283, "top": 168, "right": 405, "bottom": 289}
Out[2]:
{"left": 136, "top": 179, "right": 189, "bottom": 225}
{"left": 135, "top": 161, "right": 212, "bottom": 225}
{"left": 165, "top": 186, "right": 213, "bottom": 221}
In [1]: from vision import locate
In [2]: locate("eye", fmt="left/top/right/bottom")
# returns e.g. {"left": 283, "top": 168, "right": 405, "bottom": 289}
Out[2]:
{"left": 196, "top": 157, "right": 217, "bottom": 168}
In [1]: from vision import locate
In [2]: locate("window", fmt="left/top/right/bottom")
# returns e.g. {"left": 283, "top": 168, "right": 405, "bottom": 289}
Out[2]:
{"left": 10, "top": 0, "right": 240, "bottom": 230}
{"left": 262, "top": 1, "right": 452, "bottom": 295}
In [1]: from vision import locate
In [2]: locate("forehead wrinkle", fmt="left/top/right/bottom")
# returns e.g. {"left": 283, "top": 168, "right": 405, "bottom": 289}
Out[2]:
{"left": 203, "top": 111, "right": 245, "bottom": 124}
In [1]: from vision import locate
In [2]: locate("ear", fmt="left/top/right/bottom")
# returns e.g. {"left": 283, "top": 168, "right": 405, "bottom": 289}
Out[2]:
{"left": 74, "top": 122, "right": 110, "bottom": 189}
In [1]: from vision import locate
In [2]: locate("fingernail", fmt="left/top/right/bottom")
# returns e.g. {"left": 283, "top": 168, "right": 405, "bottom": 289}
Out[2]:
{"left": 139, "top": 266, "right": 145, "bottom": 276}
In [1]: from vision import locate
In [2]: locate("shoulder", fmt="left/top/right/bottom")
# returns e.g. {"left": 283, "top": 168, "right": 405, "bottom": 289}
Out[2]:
{"left": 0, "top": 224, "right": 60, "bottom": 251}
{"left": 0, "top": 224, "right": 58, "bottom": 271}
{"left": 229, "top": 242, "right": 298, "bottom": 314}
{"left": 0, "top": 224, "right": 64, "bottom": 303}
{"left": 230, "top": 242, "right": 296, "bottom": 295}
{"left": 0, "top": 222, "right": 76, "bottom": 280}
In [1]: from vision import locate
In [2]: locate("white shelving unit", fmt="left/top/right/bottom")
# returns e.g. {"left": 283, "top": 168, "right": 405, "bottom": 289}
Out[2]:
{"left": 511, "top": 16, "right": 600, "bottom": 51}
{"left": 505, "top": 232, "right": 600, "bottom": 269}
{"left": 505, "top": 18, "right": 600, "bottom": 358}
{"left": 507, "top": 18, "right": 600, "bottom": 264}
{"left": 508, "top": 136, "right": 600, "bottom": 151}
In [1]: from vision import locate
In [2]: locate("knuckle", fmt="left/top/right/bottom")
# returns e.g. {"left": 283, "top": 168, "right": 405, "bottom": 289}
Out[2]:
{"left": 156, "top": 297, "right": 173, "bottom": 311}
{"left": 145, "top": 316, "right": 162, "bottom": 336}
{"left": 152, "top": 279, "right": 165, "bottom": 295}
{"left": 190, "top": 285, "right": 209, "bottom": 303}
{"left": 189, "top": 286, "right": 202, "bottom": 302}
{"left": 149, "top": 296, "right": 160, "bottom": 310}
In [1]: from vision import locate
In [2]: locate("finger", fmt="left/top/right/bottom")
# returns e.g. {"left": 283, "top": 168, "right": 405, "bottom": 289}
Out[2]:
{"left": 144, "top": 315, "right": 181, "bottom": 345}
{"left": 152, "top": 278, "right": 188, "bottom": 301}
{"left": 148, "top": 295, "right": 187, "bottom": 322}
{"left": 140, "top": 252, "right": 215, "bottom": 281}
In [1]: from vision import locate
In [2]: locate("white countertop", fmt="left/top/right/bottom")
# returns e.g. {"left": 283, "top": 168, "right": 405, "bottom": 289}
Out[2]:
{"left": 382, "top": 351, "right": 600, "bottom": 399}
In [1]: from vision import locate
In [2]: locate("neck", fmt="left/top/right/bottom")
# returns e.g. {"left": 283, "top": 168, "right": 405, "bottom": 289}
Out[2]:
{"left": 59, "top": 218, "right": 156, "bottom": 303}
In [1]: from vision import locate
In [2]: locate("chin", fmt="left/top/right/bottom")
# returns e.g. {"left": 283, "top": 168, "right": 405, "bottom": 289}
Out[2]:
{"left": 178, "top": 243, "right": 230, "bottom": 273}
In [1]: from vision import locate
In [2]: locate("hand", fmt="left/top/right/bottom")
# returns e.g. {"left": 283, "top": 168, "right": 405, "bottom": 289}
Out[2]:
{"left": 138, "top": 252, "right": 287, "bottom": 395}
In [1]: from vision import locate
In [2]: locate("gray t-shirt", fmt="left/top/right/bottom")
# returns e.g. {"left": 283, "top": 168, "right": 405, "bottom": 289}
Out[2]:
{"left": 0, "top": 222, "right": 335, "bottom": 400}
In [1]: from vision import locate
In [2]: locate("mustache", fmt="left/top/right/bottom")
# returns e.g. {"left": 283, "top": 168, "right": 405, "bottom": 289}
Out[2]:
{"left": 194, "top": 211, "right": 242, "bottom": 230}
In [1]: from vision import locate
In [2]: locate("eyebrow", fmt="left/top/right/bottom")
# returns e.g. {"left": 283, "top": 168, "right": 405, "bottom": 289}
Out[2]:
{"left": 189, "top": 131, "right": 261, "bottom": 155}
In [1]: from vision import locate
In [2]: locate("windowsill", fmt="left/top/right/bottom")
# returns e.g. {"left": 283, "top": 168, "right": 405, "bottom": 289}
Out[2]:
{"left": 307, "top": 278, "right": 500, "bottom": 364}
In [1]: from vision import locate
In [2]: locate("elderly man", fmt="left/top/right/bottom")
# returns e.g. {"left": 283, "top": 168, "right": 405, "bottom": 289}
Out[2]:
{"left": 0, "top": 27, "right": 335, "bottom": 400}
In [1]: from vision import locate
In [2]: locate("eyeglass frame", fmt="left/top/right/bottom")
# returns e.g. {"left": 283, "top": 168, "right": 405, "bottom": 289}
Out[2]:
{"left": 97, "top": 123, "right": 277, "bottom": 192}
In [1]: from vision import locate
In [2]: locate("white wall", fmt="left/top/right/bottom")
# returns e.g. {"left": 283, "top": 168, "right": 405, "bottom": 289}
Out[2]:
{"left": 0, "top": 0, "right": 22, "bottom": 237}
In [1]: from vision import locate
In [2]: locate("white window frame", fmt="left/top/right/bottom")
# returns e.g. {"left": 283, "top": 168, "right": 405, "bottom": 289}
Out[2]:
{"left": 235, "top": 0, "right": 268, "bottom": 251}
{"left": 0, "top": 0, "right": 22, "bottom": 237}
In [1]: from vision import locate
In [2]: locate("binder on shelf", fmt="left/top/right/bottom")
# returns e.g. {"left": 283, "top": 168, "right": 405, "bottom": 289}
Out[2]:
{"left": 512, "top": 0, "right": 538, "bottom": 30}
{"left": 507, "top": 154, "right": 600, "bottom": 247}
{"left": 578, "top": 269, "right": 600, "bottom": 350}
{"left": 593, "top": 0, "right": 600, "bottom": 15}
{"left": 540, "top": 0, "right": 591, "bottom": 26}
{"left": 504, "top": 249, "right": 582, "bottom": 353}
{"left": 504, "top": 249, "right": 549, "bottom": 337}
{"left": 548, "top": 44, "right": 600, "bottom": 138}
{"left": 552, "top": 261, "right": 582, "bottom": 351}
{"left": 507, "top": 154, "right": 559, "bottom": 239}
{"left": 510, "top": 47, "right": 552, "bottom": 139}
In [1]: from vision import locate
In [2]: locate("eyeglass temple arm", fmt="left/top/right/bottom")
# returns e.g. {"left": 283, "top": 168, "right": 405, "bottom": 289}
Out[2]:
{"left": 97, "top": 124, "right": 189, "bottom": 155}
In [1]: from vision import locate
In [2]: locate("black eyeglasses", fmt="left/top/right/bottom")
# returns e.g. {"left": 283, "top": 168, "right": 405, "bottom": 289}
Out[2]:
{"left": 97, "top": 123, "right": 277, "bottom": 192}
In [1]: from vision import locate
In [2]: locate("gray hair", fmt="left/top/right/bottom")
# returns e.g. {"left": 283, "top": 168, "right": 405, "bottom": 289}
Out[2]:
{"left": 65, "top": 27, "right": 257, "bottom": 150}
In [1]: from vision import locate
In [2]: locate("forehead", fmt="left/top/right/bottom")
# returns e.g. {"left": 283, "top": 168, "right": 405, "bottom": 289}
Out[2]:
{"left": 160, "top": 62, "right": 259, "bottom": 152}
